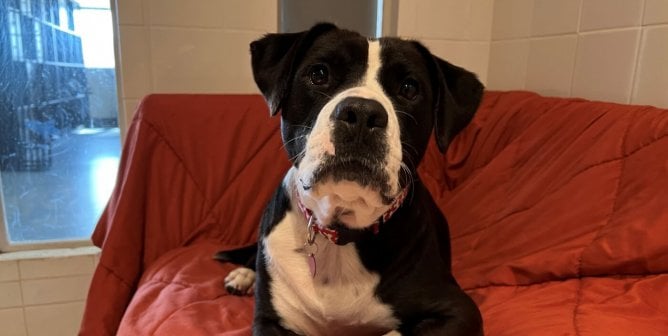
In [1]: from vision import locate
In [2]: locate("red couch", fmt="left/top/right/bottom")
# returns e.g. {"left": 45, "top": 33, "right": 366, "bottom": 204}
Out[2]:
{"left": 80, "top": 91, "right": 668, "bottom": 335}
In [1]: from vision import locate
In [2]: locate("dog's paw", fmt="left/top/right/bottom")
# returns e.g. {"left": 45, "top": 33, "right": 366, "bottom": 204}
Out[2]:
{"left": 382, "top": 331, "right": 401, "bottom": 336}
{"left": 224, "top": 267, "right": 256, "bottom": 296}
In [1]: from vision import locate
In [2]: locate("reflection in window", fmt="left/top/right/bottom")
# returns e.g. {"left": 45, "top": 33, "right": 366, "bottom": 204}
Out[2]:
{"left": 0, "top": 0, "right": 120, "bottom": 244}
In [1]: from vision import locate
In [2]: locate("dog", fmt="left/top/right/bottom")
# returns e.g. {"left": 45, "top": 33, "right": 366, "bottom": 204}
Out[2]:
{"left": 216, "top": 23, "right": 484, "bottom": 336}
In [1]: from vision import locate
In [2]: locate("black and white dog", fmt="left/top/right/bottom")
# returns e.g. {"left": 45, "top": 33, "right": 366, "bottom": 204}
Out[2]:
{"left": 217, "top": 23, "right": 484, "bottom": 336}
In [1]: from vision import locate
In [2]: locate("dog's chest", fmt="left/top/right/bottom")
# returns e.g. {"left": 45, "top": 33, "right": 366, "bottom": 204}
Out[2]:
{"left": 264, "top": 211, "right": 399, "bottom": 335}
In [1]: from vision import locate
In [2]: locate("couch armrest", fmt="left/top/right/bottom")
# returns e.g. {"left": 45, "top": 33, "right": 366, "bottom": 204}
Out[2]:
{"left": 80, "top": 94, "right": 289, "bottom": 335}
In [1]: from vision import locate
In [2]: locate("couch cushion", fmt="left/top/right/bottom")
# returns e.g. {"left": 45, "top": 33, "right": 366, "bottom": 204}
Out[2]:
{"left": 431, "top": 91, "right": 668, "bottom": 334}
{"left": 81, "top": 94, "right": 289, "bottom": 335}
{"left": 93, "top": 91, "right": 668, "bottom": 335}
{"left": 117, "top": 242, "right": 254, "bottom": 335}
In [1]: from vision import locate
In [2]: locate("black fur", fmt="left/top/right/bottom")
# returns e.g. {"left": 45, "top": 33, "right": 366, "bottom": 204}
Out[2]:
{"left": 253, "top": 186, "right": 297, "bottom": 335}
{"left": 213, "top": 244, "right": 257, "bottom": 269}
{"left": 220, "top": 23, "right": 484, "bottom": 336}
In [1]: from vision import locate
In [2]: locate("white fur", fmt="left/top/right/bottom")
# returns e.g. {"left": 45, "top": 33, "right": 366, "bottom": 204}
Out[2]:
{"left": 296, "top": 40, "right": 403, "bottom": 230}
{"left": 264, "top": 194, "right": 399, "bottom": 335}
{"left": 383, "top": 331, "right": 402, "bottom": 336}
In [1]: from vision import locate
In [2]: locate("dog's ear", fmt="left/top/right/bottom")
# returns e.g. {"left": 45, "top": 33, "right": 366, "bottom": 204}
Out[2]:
{"left": 432, "top": 57, "right": 484, "bottom": 153}
{"left": 251, "top": 23, "right": 338, "bottom": 116}
{"left": 414, "top": 43, "right": 484, "bottom": 153}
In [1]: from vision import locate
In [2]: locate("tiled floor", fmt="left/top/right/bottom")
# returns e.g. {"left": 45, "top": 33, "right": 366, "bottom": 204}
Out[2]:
{"left": 1, "top": 129, "right": 121, "bottom": 242}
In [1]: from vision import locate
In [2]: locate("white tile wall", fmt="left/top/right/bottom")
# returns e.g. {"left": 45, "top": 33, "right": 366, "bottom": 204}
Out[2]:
{"left": 123, "top": 98, "right": 141, "bottom": 123}
{"left": 0, "top": 281, "right": 23, "bottom": 309}
{"left": 24, "top": 302, "right": 85, "bottom": 336}
{"left": 467, "top": 42, "right": 492, "bottom": 82}
{"left": 149, "top": 28, "right": 259, "bottom": 93}
{"left": 0, "top": 260, "right": 19, "bottom": 281}
{"left": 117, "top": 26, "right": 152, "bottom": 99}
{"left": 572, "top": 29, "right": 641, "bottom": 103}
{"left": 397, "top": 0, "right": 494, "bottom": 83}
{"left": 413, "top": 0, "right": 471, "bottom": 40}
{"left": 487, "top": 40, "right": 530, "bottom": 90}
{"left": 115, "top": 0, "right": 278, "bottom": 120}
{"left": 396, "top": 0, "right": 418, "bottom": 36}
{"left": 19, "top": 256, "right": 94, "bottom": 280}
{"left": 531, "top": 0, "right": 581, "bottom": 36}
{"left": 148, "top": 0, "right": 275, "bottom": 31}
{"left": 421, "top": 40, "right": 491, "bottom": 81}
{"left": 0, "top": 308, "right": 27, "bottom": 336}
{"left": 470, "top": 0, "right": 495, "bottom": 41}
{"left": 644, "top": 0, "right": 668, "bottom": 24}
{"left": 526, "top": 35, "right": 578, "bottom": 97}
{"left": 486, "top": 0, "right": 668, "bottom": 108}
{"left": 0, "top": 251, "right": 98, "bottom": 336}
{"left": 22, "top": 275, "right": 92, "bottom": 305}
{"left": 491, "top": 0, "right": 535, "bottom": 39}
{"left": 148, "top": 0, "right": 232, "bottom": 28}
{"left": 632, "top": 25, "right": 668, "bottom": 106}
{"left": 580, "top": 0, "right": 644, "bottom": 31}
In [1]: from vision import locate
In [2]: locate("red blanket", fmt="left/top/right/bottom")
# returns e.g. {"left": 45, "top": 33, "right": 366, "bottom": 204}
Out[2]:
{"left": 81, "top": 91, "right": 668, "bottom": 335}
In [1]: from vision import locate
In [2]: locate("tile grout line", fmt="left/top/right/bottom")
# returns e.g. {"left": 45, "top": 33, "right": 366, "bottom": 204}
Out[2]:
{"left": 18, "top": 298, "right": 87, "bottom": 309}
{"left": 629, "top": 0, "right": 649, "bottom": 104}
{"left": 17, "top": 261, "right": 29, "bottom": 336}
{"left": 491, "top": 27, "right": 642, "bottom": 43}
{"left": 139, "top": 0, "right": 155, "bottom": 104}
{"left": 568, "top": 0, "right": 585, "bottom": 97}
{"left": 491, "top": 23, "right": 667, "bottom": 44}
{"left": 20, "top": 272, "right": 94, "bottom": 282}
{"left": 485, "top": 0, "right": 497, "bottom": 82}
{"left": 520, "top": 0, "right": 536, "bottom": 90}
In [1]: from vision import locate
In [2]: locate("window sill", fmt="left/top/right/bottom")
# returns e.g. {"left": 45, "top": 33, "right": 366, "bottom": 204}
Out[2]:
{"left": 0, "top": 246, "right": 100, "bottom": 261}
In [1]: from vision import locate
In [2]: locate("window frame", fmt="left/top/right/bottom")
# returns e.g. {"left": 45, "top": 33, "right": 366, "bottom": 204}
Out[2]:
{"left": 0, "top": 0, "right": 125, "bottom": 252}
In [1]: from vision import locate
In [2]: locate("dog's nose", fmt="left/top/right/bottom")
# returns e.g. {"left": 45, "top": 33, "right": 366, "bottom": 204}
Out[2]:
{"left": 333, "top": 97, "right": 388, "bottom": 130}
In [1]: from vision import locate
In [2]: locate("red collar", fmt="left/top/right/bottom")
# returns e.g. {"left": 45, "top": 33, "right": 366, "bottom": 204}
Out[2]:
{"left": 295, "top": 187, "right": 409, "bottom": 245}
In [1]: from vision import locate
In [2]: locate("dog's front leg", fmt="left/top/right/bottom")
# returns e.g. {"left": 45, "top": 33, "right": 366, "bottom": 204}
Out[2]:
{"left": 253, "top": 235, "right": 299, "bottom": 336}
{"left": 403, "top": 317, "right": 482, "bottom": 336}
{"left": 252, "top": 319, "right": 299, "bottom": 336}
{"left": 400, "top": 285, "right": 483, "bottom": 336}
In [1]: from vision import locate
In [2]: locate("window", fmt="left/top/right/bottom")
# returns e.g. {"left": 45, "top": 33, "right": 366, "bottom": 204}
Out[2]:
{"left": 0, "top": 0, "right": 120, "bottom": 251}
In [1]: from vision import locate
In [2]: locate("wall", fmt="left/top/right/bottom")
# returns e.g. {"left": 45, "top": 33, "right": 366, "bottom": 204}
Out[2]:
{"left": 396, "top": 0, "right": 668, "bottom": 109}
{"left": 396, "top": 0, "right": 494, "bottom": 84}
{"left": 0, "top": 248, "right": 98, "bottom": 336}
{"left": 487, "top": 0, "right": 668, "bottom": 107}
{"left": 115, "top": 0, "right": 277, "bottom": 123}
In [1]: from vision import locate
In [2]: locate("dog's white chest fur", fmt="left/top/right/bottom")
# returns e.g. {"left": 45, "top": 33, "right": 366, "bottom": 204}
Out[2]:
{"left": 264, "top": 210, "right": 399, "bottom": 335}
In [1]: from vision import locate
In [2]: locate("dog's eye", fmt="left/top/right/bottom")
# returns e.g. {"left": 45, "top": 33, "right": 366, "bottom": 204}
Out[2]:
{"left": 309, "top": 64, "right": 329, "bottom": 86}
{"left": 399, "top": 79, "right": 419, "bottom": 100}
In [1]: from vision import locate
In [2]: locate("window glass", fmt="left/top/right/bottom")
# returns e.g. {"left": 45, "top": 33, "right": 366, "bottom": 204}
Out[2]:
{"left": 0, "top": 0, "right": 120, "bottom": 246}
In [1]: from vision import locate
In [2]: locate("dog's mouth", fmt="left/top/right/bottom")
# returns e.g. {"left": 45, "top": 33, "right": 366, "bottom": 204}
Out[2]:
{"left": 294, "top": 154, "right": 400, "bottom": 229}
{"left": 304, "top": 155, "right": 393, "bottom": 204}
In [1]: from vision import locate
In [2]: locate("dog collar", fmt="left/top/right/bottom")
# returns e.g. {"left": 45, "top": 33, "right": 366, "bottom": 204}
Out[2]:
{"left": 295, "top": 187, "right": 409, "bottom": 246}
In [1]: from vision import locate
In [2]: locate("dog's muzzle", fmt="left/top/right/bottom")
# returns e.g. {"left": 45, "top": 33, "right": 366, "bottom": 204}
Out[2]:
{"left": 295, "top": 91, "right": 402, "bottom": 229}
{"left": 309, "top": 97, "right": 391, "bottom": 195}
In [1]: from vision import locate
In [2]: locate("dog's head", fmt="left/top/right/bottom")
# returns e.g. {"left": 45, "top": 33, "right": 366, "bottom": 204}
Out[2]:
{"left": 251, "top": 23, "right": 483, "bottom": 229}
